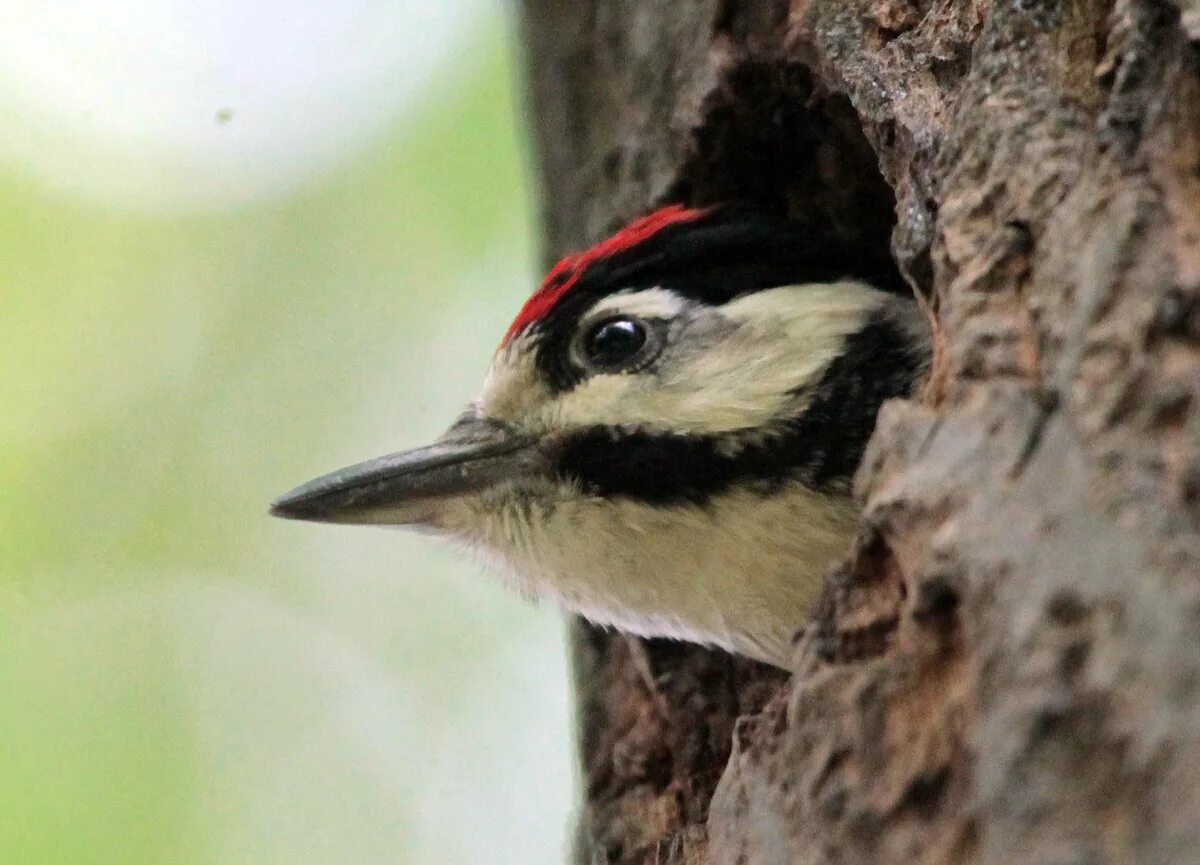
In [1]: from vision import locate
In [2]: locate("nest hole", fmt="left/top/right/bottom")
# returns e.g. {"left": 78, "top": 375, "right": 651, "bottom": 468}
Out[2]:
{"left": 672, "top": 60, "right": 903, "bottom": 291}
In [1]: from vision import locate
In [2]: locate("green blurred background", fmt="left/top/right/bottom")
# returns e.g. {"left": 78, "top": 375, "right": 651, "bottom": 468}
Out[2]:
{"left": 0, "top": 2, "right": 574, "bottom": 863}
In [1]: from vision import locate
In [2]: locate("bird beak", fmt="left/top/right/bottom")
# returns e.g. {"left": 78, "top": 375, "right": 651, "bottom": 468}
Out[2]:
{"left": 270, "top": 414, "right": 548, "bottom": 527}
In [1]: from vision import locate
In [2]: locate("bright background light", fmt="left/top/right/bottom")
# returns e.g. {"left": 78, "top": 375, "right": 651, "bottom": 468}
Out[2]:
{"left": 0, "top": 2, "right": 575, "bottom": 864}
{"left": 0, "top": 0, "right": 481, "bottom": 209}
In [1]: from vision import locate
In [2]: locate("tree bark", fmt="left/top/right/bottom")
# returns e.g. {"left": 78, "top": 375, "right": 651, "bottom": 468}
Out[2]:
{"left": 516, "top": 2, "right": 1200, "bottom": 863}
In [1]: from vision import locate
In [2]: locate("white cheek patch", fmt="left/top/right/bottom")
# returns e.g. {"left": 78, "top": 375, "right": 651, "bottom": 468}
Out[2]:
{"left": 586, "top": 286, "right": 687, "bottom": 320}
{"left": 551, "top": 281, "right": 887, "bottom": 435}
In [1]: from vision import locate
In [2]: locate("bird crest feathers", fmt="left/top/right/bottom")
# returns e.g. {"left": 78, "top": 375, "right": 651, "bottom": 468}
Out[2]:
{"left": 502, "top": 205, "right": 709, "bottom": 346}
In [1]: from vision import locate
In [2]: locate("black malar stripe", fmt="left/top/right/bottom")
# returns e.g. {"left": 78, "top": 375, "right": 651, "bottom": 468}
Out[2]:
{"left": 551, "top": 313, "right": 927, "bottom": 505}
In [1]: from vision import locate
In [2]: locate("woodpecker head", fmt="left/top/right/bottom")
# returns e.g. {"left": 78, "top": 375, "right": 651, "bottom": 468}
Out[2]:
{"left": 272, "top": 205, "right": 929, "bottom": 666}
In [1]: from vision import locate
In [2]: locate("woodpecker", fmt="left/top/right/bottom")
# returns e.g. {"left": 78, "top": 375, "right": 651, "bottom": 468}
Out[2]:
{"left": 271, "top": 205, "right": 930, "bottom": 667}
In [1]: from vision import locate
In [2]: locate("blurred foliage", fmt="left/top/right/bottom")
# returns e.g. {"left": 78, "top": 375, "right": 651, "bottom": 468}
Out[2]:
{"left": 0, "top": 22, "right": 572, "bottom": 865}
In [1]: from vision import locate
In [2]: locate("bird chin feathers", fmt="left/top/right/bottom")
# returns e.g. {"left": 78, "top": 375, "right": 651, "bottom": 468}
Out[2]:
{"left": 444, "top": 479, "right": 859, "bottom": 669}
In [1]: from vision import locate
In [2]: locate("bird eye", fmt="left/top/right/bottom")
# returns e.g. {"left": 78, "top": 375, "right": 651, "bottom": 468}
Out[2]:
{"left": 573, "top": 315, "right": 661, "bottom": 374}
{"left": 586, "top": 318, "right": 645, "bottom": 365}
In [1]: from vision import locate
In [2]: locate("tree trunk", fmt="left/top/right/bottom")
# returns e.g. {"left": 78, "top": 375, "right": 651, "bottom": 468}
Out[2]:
{"left": 516, "top": 2, "right": 1200, "bottom": 863}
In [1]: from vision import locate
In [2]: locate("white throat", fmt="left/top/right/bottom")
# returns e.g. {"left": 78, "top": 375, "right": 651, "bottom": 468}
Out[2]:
{"left": 457, "top": 481, "right": 859, "bottom": 667}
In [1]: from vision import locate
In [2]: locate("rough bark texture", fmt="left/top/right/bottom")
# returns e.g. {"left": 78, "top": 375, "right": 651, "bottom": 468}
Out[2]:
{"left": 516, "top": 2, "right": 1200, "bottom": 863}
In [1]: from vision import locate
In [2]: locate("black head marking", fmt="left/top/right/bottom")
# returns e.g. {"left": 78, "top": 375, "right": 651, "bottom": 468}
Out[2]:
{"left": 551, "top": 308, "right": 929, "bottom": 505}
{"left": 526, "top": 205, "right": 909, "bottom": 393}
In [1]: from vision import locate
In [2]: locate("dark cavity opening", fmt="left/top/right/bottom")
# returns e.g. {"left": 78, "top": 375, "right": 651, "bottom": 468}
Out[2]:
{"left": 672, "top": 61, "right": 907, "bottom": 294}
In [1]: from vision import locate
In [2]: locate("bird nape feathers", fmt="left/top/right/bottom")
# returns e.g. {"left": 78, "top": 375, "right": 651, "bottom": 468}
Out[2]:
{"left": 272, "top": 205, "right": 930, "bottom": 667}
